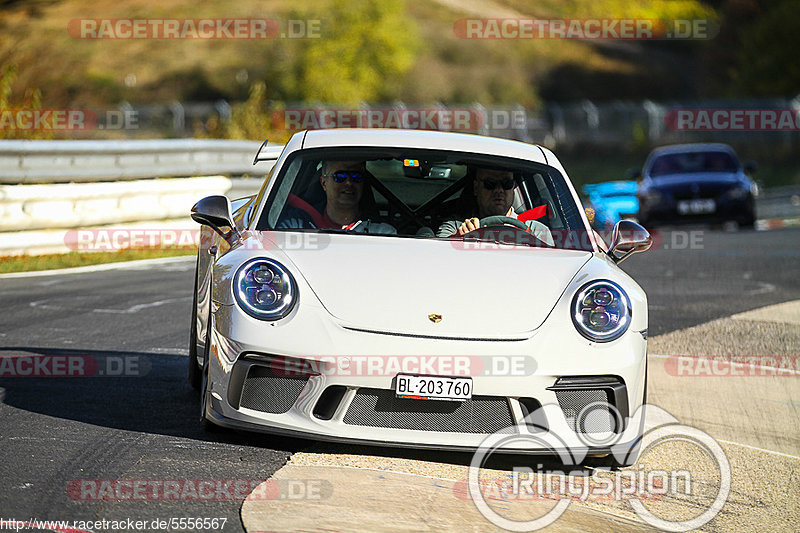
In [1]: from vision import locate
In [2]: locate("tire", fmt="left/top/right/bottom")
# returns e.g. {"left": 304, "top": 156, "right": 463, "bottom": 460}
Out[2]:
{"left": 739, "top": 216, "right": 756, "bottom": 229}
{"left": 187, "top": 259, "right": 201, "bottom": 390}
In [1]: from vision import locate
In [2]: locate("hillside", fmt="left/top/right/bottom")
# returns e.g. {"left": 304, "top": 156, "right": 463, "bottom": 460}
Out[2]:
{"left": 0, "top": 0, "right": 781, "bottom": 111}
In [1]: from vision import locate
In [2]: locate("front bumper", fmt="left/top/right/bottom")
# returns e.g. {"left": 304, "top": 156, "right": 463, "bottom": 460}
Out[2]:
{"left": 639, "top": 194, "right": 755, "bottom": 226}
{"left": 203, "top": 302, "right": 648, "bottom": 458}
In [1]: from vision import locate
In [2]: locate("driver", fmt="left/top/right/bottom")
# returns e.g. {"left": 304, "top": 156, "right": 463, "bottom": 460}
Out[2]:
{"left": 278, "top": 160, "right": 395, "bottom": 234}
{"left": 439, "top": 167, "right": 516, "bottom": 237}
{"left": 436, "top": 167, "right": 550, "bottom": 240}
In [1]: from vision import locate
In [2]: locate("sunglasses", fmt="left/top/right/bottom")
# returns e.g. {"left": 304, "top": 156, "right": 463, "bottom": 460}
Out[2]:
{"left": 479, "top": 178, "right": 515, "bottom": 191}
{"left": 330, "top": 171, "right": 364, "bottom": 183}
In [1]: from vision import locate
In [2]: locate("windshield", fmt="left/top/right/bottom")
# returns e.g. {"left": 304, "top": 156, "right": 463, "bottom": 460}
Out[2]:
{"left": 648, "top": 151, "right": 740, "bottom": 177}
{"left": 256, "top": 147, "right": 591, "bottom": 250}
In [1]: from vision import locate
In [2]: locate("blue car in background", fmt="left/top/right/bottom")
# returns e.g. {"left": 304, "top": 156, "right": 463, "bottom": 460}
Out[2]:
{"left": 634, "top": 143, "right": 757, "bottom": 229}
{"left": 582, "top": 181, "right": 639, "bottom": 229}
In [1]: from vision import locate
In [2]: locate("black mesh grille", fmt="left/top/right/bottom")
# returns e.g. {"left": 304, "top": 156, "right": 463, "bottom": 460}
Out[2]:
{"left": 239, "top": 366, "right": 308, "bottom": 414}
{"left": 343, "top": 388, "right": 513, "bottom": 433}
{"left": 555, "top": 389, "right": 615, "bottom": 433}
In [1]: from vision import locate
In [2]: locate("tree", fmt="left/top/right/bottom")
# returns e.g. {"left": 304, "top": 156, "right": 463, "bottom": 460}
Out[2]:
{"left": 292, "top": 0, "right": 419, "bottom": 104}
{"left": 736, "top": 0, "right": 800, "bottom": 97}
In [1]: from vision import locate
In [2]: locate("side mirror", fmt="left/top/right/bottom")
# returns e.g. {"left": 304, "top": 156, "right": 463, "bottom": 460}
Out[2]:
{"left": 191, "top": 195, "right": 240, "bottom": 245}
{"left": 626, "top": 167, "right": 642, "bottom": 180}
{"left": 608, "top": 220, "right": 651, "bottom": 263}
{"left": 743, "top": 160, "right": 758, "bottom": 174}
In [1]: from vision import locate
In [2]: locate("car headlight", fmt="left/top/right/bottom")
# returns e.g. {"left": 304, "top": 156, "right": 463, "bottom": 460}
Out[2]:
{"left": 571, "top": 280, "right": 631, "bottom": 342}
{"left": 642, "top": 190, "right": 663, "bottom": 205}
{"left": 234, "top": 258, "right": 297, "bottom": 320}
{"left": 725, "top": 186, "right": 750, "bottom": 200}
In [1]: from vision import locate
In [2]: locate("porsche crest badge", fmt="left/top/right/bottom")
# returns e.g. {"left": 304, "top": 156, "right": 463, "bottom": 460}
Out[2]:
{"left": 428, "top": 314, "right": 442, "bottom": 323}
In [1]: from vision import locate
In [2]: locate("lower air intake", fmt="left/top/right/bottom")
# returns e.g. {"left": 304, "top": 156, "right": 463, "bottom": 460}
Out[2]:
{"left": 555, "top": 389, "right": 616, "bottom": 433}
{"left": 239, "top": 366, "right": 308, "bottom": 414}
{"left": 343, "top": 388, "right": 513, "bottom": 433}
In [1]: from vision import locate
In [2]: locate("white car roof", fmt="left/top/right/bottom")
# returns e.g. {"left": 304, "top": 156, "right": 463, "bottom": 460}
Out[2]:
{"left": 300, "top": 128, "right": 550, "bottom": 164}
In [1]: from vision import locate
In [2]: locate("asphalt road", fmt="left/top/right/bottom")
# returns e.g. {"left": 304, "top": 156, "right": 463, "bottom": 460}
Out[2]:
{"left": 619, "top": 226, "right": 800, "bottom": 335}
{"left": 1, "top": 227, "right": 798, "bottom": 532}
{"left": 0, "top": 258, "right": 307, "bottom": 532}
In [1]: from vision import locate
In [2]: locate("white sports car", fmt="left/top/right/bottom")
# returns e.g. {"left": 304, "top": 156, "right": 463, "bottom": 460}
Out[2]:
{"left": 189, "top": 129, "right": 651, "bottom": 467}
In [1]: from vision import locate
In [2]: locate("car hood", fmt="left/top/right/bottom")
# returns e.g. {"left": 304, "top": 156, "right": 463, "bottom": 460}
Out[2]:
{"left": 279, "top": 235, "right": 592, "bottom": 339}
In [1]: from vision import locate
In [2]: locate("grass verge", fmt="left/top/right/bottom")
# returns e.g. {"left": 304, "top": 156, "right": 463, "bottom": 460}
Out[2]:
{"left": 0, "top": 248, "right": 194, "bottom": 274}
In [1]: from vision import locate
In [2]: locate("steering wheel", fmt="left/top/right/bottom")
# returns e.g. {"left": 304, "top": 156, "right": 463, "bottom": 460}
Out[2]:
{"left": 477, "top": 215, "right": 529, "bottom": 231}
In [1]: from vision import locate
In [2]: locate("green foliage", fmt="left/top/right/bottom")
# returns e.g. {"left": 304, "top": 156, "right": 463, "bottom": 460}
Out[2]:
{"left": 291, "top": 0, "right": 420, "bottom": 104}
{"left": 548, "top": 0, "right": 716, "bottom": 19}
{"left": 222, "top": 81, "right": 271, "bottom": 140}
{"left": 195, "top": 81, "right": 292, "bottom": 143}
{"left": 736, "top": 0, "right": 800, "bottom": 97}
{"left": 0, "top": 248, "right": 193, "bottom": 274}
{"left": 0, "top": 64, "right": 52, "bottom": 140}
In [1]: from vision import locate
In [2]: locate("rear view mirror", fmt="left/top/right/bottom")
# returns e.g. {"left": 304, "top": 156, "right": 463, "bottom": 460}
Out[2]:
{"left": 608, "top": 220, "right": 651, "bottom": 263}
{"left": 191, "top": 195, "right": 240, "bottom": 245}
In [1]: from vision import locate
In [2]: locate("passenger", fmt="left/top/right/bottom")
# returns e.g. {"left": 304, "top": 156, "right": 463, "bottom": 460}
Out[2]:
{"left": 278, "top": 160, "right": 395, "bottom": 234}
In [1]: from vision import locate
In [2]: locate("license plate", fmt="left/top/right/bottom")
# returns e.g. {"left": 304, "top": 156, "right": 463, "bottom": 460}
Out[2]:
{"left": 395, "top": 374, "right": 472, "bottom": 401}
{"left": 677, "top": 199, "right": 715, "bottom": 215}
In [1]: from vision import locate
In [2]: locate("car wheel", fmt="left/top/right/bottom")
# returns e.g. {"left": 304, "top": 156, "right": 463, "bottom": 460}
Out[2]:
{"left": 187, "top": 259, "right": 201, "bottom": 390}
{"left": 739, "top": 216, "right": 756, "bottom": 229}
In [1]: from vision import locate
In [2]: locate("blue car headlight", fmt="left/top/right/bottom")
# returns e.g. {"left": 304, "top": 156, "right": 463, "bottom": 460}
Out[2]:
{"left": 724, "top": 185, "right": 750, "bottom": 200}
{"left": 571, "top": 280, "right": 631, "bottom": 342}
{"left": 234, "top": 258, "right": 297, "bottom": 320}
{"left": 642, "top": 190, "right": 663, "bottom": 205}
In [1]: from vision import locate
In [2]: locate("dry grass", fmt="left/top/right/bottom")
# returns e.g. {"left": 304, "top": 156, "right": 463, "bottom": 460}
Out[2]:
{"left": 0, "top": 247, "right": 194, "bottom": 274}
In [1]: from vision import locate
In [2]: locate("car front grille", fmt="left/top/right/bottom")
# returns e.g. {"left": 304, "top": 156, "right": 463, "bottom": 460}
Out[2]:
{"left": 343, "top": 388, "right": 514, "bottom": 433}
{"left": 239, "top": 366, "right": 309, "bottom": 414}
{"left": 554, "top": 389, "right": 615, "bottom": 433}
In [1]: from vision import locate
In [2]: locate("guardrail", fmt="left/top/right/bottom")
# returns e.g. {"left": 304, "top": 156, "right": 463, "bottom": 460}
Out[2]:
{"left": 755, "top": 185, "right": 800, "bottom": 221}
{"left": 0, "top": 139, "right": 283, "bottom": 184}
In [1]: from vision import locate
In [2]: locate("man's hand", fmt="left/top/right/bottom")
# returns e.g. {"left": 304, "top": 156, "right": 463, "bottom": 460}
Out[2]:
{"left": 457, "top": 217, "right": 481, "bottom": 236}
{"left": 456, "top": 208, "right": 515, "bottom": 236}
